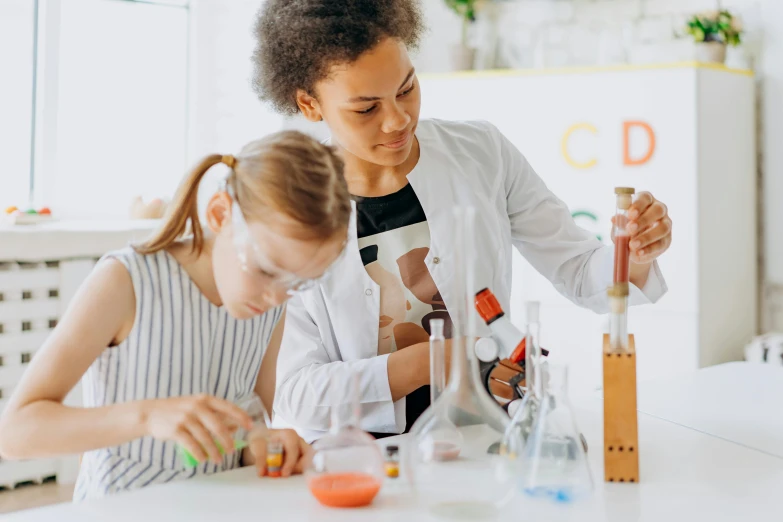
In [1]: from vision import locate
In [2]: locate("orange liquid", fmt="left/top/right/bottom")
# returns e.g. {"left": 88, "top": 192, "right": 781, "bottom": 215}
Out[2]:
{"left": 432, "top": 441, "right": 461, "bottom": 461}
{"left": 308, "top": 472, "right": 382, "bottom": 508}
{"left": 614, "top": 235, "right": 631, "bottom": 283}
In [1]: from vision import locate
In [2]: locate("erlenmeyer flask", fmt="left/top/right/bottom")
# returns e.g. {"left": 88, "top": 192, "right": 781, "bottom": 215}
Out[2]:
{"left": 405, "top": 207, "right": 515, "bottom": 519}
{"left": 305, "top": 370, "right": 384, "bottom": 508}
{"left": 501, "top": 301, "right": 543, "bottom": 459}
{"left": 518, "top": 363, "right": 593, "bottom": 505}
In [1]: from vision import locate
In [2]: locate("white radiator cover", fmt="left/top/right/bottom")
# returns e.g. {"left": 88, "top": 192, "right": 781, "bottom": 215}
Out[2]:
{"left": 0, "top": 220, "right": 157, "bottom": 488}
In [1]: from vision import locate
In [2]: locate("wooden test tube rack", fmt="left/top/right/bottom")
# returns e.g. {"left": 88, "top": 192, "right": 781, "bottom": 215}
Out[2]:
{"left": 603, "top": 333, "right": 639, "bottom": 483}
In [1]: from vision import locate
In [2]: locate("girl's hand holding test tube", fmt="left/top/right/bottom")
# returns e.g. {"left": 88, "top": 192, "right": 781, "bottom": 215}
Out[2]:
{"left": 142, "top": 395, "right": 253, "bottom": 464}
{"left": 611, "top": 191, "right": 673, "bottom": 287}
{"left": 243, "top": 428, "right": 313, "bottom": 478}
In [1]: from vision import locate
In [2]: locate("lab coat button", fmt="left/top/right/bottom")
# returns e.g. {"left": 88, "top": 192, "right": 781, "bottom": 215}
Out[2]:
{"left": 433, "top": 257, "right": 441, "bottom": 264}
{"left": 365, "top": 289, "right": 373, "bottom": 296}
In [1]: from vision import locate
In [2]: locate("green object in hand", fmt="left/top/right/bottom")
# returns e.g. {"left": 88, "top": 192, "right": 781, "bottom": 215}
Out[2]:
{"left": 178, "top": 439, "right": 249, "bottom": 468}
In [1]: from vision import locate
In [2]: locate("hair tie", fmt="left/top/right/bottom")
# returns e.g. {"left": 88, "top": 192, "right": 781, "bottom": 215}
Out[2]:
{"left": 221, "top": 155, "right": 237, "bottom": 169}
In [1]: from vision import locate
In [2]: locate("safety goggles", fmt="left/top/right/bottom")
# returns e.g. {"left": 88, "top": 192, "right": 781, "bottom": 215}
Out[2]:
{"left": 222, "top": 179, "right": 346, "bottom": 296}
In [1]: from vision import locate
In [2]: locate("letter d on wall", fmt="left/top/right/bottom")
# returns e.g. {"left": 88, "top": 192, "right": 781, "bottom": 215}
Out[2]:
{"left": 623, "top": 121, "right": 655, "bottom": 166}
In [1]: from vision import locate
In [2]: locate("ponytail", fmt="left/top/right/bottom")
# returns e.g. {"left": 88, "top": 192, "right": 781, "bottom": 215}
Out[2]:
{"left": 135, "top": 154, "right": 224, "bottom": 256}
{"left": 135, "top": 131, "right": 350, "bottom": 258}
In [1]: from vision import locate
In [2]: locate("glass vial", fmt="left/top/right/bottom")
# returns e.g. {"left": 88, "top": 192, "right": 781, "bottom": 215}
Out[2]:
{"left": 608, "top": 283, "right": 629, "bottom": 352}
{"left": 384, "top": 445, "right": 400, "bottom": 479}
{"left": 178, "top": 393, "right": 269, "bottom": 468}
{"left": 266, "top": 440, "right": 284, "bottom": 478}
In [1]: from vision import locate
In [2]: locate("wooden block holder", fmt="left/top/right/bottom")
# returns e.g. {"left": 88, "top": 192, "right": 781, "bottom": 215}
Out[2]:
{"left": 602, "top": 333, "right": 640, "bottom": 483}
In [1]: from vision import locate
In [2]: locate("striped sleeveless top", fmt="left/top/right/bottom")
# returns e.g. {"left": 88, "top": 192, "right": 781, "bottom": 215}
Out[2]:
{"left": 73, "top": 248, "right": 283, "bottom": 501}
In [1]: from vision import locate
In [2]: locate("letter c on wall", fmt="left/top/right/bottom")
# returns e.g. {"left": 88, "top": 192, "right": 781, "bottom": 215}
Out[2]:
{"left": 561, "top": 123, "right": 598, "bottom": 170}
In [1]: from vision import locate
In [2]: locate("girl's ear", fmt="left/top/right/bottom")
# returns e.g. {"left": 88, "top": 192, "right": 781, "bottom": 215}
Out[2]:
{"left": 205, "top": 192, "right": 232, "bottom": 233}
{"left": 296, "top": 89, "right": 324, "bottom": 122}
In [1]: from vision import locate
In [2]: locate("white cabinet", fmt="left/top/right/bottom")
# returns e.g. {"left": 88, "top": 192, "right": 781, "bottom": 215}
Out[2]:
{"left": 0, "top": 221, "right": 156, "bottom": 487}
{"left": 419, "top": 63, "right": 757, "bottom": 395}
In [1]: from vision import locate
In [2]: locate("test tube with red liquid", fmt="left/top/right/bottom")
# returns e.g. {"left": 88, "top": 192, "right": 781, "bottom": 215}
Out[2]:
{"left": 613, "top": 187, "right": 636, "bottom": 284}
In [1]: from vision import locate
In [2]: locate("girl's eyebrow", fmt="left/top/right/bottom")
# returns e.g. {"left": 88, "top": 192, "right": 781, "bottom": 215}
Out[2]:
{"left": 346, "top": 67, "right": 415, "bottom": 103}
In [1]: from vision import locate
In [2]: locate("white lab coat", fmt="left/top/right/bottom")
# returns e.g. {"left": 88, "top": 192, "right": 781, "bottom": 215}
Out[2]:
{"left": 273, "top": 119, "right": 666, "bottom": 441}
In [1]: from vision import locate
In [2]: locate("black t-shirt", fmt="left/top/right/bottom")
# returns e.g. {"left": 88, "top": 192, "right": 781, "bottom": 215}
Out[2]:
{"left": 353, "top": 184, "right": 453, "bottom": 437}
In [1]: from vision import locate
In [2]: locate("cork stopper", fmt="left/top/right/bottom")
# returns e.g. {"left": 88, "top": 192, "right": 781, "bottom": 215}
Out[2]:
{"left": 614, "top": 187, "right": 636, "bottom": 195}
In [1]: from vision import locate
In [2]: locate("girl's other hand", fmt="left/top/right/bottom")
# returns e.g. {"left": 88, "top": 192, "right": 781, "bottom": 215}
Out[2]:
{"left": 246, "top": 428, "right": 313, "bottom": 477}
{"left": 142, "top": 395, "right": 253, "bottom": 463}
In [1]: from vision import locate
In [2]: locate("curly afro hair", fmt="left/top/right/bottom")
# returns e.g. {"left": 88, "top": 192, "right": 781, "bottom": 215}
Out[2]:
{"left": 252, "top": 0, "right": 424, "bottom": 115}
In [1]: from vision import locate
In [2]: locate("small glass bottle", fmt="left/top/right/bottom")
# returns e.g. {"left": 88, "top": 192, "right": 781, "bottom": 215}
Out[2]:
{"left": 519, "top": 363, "right": 593, "bottom": 506}
{"left": 429, "top": 319, "right": 446, "bottom": 404}
{"left": 266, "top": 440, "right": 284, "bottom": 478}
{"left": 384, "top": 445, "right": 400, "bottom": 479}
{"left": 305, "top": 370, "right": 384, "bottom": 508}
{"left": 613, "top": 187, "right": 635, "bottom": 285}
{"left": 608, "top": 283, "right": 629, "bottom": 352}
{"left": 178, "top": 393, "right": 269, "bottom": 468}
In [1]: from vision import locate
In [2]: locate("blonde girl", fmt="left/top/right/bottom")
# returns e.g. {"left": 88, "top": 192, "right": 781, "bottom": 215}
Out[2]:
{"left": 0, "top": 131, "right": 351, "bottom": 500}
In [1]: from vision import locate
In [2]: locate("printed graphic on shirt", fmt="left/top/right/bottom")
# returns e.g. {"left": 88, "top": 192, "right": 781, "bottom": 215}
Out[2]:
{"left": 358, "top": 222, "right": 452, "bottom": 355}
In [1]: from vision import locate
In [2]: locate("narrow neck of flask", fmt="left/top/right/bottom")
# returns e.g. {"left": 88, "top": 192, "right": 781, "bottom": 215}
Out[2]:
{"left": 446, "top": 335, "right": 475, "bottom": 394}
{"left": 525, "top": 320, "right": 541, "bottom": 399}
{"left": 447, "top": 206, "right": 482, "bottom": 395}
{"left": 543, "top": 363, "right": 568, "bottom": 399}
{"left": 429, "top": 319, "right": 446, "bottom": 404}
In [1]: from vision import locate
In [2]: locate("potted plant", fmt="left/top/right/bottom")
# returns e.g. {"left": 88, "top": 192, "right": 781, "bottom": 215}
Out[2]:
{"left": 445, "top": 0, "right": 478, "bottom": 71}
{"left": 685, "top": 10, "right": 743, "bottom": 64}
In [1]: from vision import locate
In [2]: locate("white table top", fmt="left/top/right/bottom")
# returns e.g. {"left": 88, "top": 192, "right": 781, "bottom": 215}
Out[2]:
{"left": 4, "top": 396, "right": 782, "bottom": 522}
{"left": 637, "top": 361, "right": 783, "bottom": 458}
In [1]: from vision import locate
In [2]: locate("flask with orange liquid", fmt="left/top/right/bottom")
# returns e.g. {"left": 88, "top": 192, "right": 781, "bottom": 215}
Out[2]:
{"left": 305, "top": 370, "right": 384, "bottom": 508}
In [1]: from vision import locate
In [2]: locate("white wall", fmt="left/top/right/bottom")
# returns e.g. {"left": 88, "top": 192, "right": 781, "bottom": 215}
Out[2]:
{"left": 188, "top": 0, "right": 284, "bottom": 212}
{"left": 190, "top": 0, "right": 783, "bottom": 331}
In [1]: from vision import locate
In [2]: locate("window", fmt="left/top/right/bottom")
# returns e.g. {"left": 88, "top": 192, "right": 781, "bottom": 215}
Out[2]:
{"left": 0, "top": 0, "right": 35, "bottom": 211}
{"left": 31, "top": 0, "right": 189, "bottom": 218}
{"left": 2, "top": 0, "right": 190, "bottom": 218}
